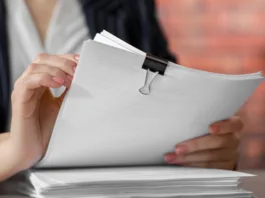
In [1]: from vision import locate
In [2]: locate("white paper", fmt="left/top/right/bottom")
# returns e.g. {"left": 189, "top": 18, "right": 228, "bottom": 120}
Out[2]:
{"left": 29, "top": 166, "right": 253, "bottom": 186}
{"left": 35, "top": 31, "right": 264, "bottom": 168}
{"left": 10, "top": 167, "right": 253, "bottom": 198}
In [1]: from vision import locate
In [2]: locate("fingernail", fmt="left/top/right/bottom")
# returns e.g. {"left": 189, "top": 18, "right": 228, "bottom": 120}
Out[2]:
{"left": 74, "top": 55, "right": 80, "bottom": 61}
{"left": 164, "top": 153, "right": 176, "bottom": 164}
{"left": 175, "top": 145, "right": 187, "bottom": 155}
{"left": 67, "top": 75, "right": 73, "bottom": 81}
{"left": 73, "top": 66, "right": 77, "bottom": 73}
{"left": 210, "top": 124, "right": 220, "bottom": 134}
{"left": 53, "top": 77, "right": 65, "bottom": 84}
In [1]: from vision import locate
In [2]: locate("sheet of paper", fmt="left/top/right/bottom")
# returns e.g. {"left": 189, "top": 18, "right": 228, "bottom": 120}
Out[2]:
{"left": 36, "top": 32, "right": 264, "bottom": 168}
{"left": 28, "top": 167, "right": 252, "bottom": 186}
{"left": 6, "top": 167, "right": 254, "bottom": 198}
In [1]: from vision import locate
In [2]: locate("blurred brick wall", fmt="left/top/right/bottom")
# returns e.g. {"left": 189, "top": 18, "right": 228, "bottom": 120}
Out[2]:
{"left": 156, "top": 0, "right": 265, "bottom": 169}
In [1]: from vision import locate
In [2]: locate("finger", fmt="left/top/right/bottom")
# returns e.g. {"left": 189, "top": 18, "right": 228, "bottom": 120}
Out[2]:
{"left": 13, "top": 73, "right": 65, "bottom": 116}
{"left": 209, "top": 116, "right": 243, "bottom": 135}
{"left": 33, "top": 53, "right": 78, "bottom": 76}
{"left": 14, "top": 73, "right": 63, "bottom": 98}
{"left": 18, "top": 73, "right": 65, "bottom": 94}
{"left": 59, "top": 54, "right": 79, "bottom": 63}
{"left": 174, "top": 134, "right": 239, "bottom": 155}
{"left": 184, "top": 161, "right": 236, "bottom": 170}
{"left": 26, "top": 63, "right": 73, "bottom": 88}
{"left": 27, "top": 63, "right": 67, "bottom": 78}
{"left": 164, "top": 148, "right": 237, "bottom": 164}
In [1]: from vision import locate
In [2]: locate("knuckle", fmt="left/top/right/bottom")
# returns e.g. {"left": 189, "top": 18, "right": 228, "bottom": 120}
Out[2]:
{"left": 28, "top": 63, "right": 38, "bottom": 73}
{"left": 34, "top": 53, "right": 48, "bottom": 63}
{"left": 61, "top": 58, "right": 74, "bottom": 68}
{"left": 53, "top": 68, "right": 64, "bottom": 77}
{"left": 37, "top": 53, "right": 48, "bottom": 60}
{"left": 38, "top": 74, "right": 48, "bottom": 84}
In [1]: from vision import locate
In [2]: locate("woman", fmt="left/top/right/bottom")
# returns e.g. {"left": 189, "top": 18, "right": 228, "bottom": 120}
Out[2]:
{"left": 0, "top": 0, "right": 242, "bottom": 181}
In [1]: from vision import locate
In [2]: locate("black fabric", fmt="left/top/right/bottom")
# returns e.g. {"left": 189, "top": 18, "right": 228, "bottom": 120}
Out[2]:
{"left": 79, "top": 0, "right": 176, "bottom": 62}
{"left": 0, "top": 0, "right": 10, "bottom": 132}
{"left": 0, "top": 0, "right": 177, "bottom": 132}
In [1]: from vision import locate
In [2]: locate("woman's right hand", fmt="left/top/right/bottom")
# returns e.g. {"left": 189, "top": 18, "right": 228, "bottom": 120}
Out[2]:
{"left": 4, "top": 53, "right": 79, "bottom": 180}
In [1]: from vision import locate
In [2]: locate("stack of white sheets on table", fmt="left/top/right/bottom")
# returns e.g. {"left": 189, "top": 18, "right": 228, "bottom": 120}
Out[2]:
{"left": 9, "top": 166, "right": 254, "bottom": 198}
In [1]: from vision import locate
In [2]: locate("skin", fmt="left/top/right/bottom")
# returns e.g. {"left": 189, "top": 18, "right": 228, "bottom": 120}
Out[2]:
{"left": 25, "top": 0, "right": 56, "bottom": 43}
{"left": 164, "top": 117, "right": 242, "bottom": 169}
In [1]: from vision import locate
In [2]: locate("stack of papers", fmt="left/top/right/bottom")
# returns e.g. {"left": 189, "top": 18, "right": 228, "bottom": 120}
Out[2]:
{"left": 1, "top": 31, "right": 262, "bottom": 198}
{"left": 11, "top": 167, "right": 255, "bottom": 198}
{"left": 36, "top": 31, "right": 264, "bottom": 168}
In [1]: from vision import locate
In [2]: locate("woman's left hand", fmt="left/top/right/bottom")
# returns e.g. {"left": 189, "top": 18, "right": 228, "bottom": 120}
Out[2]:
{"left": 8, "top": 53, "right": 79, "bottom": 173}
{"left": 164, "top": 116, "right": 243, "bottom": 170}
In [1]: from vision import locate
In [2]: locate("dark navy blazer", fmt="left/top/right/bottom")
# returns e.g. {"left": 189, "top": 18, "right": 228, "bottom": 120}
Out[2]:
{"left": 0, "top": 0, "right": 176, "bottom": 132}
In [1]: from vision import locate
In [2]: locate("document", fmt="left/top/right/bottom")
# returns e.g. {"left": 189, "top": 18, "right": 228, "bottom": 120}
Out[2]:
{"left": 11, "top": 166, "right": 254, "bottom": 198}
{"left": 36, "top": 31, "right": 264, "bottom": 168}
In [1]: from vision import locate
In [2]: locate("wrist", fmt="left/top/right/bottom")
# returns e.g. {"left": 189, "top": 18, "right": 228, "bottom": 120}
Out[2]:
{"left": 5, "top": 137, "right": 36, "bottom": 174}
{"left": 0, "top": 138, "right": 24, "bottom": 181}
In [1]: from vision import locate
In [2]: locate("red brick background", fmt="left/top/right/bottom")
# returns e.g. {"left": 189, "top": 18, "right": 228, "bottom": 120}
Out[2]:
{"left": 156, "top": 0, "right": 265, "bottom": 169}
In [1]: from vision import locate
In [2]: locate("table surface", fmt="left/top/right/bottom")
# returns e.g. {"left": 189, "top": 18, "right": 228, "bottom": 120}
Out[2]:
{"left": 0, "top": 170, "right": 264, "bottom": 198}
{"left": 240, "top": 170, "right": 265, "bottom": 198}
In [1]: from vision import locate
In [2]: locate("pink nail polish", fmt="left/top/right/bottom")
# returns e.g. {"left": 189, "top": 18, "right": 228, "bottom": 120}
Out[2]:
{"left": 175, "top": 145, "right": 187, "bottom": 155}
{"left": 164, "top": 153, "right": 176, "bottom": 164}
{"left": 74, "top": 55, "right": 80, "bottom": 61}
{"left": 210, "top": 125, "right": 220, "bottom": 134}
{"left": 53, "top": 77, "right": 65, "bottom": 84}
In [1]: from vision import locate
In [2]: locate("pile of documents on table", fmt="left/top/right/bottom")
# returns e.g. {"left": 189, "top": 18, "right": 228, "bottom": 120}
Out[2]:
{"left": 2, "top": 31, "right": 263, "bottom": 198}
{"left": 6, "top": 166, "right": 253, "bottom": 198}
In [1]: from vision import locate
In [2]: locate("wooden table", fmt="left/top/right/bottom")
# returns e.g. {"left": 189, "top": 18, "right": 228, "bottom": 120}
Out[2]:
{"left": 0, "top": 170, "right": 264, "bottom": 198}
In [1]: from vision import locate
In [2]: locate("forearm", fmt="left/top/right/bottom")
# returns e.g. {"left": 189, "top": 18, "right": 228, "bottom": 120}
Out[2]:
{"left": 0, "top": 137, "right": 24, "bottom": 182}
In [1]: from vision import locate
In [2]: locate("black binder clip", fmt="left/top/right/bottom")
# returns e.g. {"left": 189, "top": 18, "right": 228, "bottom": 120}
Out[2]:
{"left": 139, "top": 54, "right": 168, "bottom": 95}
{"left": 142, "top": 54, "right": 168, "bottom": 75}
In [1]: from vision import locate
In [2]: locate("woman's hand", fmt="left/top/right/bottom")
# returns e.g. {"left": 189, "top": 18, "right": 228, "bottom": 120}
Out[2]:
{"left": 164, "top": 116, "right": 243, "bottom": 170}
{"left": 6, "top": 53, "right": 79, "bottom": 176}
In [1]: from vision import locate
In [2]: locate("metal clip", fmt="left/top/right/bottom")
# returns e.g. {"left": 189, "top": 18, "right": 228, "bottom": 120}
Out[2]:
{"left": 142, "top": 54, "right": 168, "bottom": 75}
{"left": 139, "top": 69, "right": 158, "bottom": 95}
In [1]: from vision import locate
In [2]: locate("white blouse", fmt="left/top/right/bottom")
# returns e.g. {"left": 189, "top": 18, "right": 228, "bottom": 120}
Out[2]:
{"left": 5, "top": 0, "right": 90, "bottom": 90}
